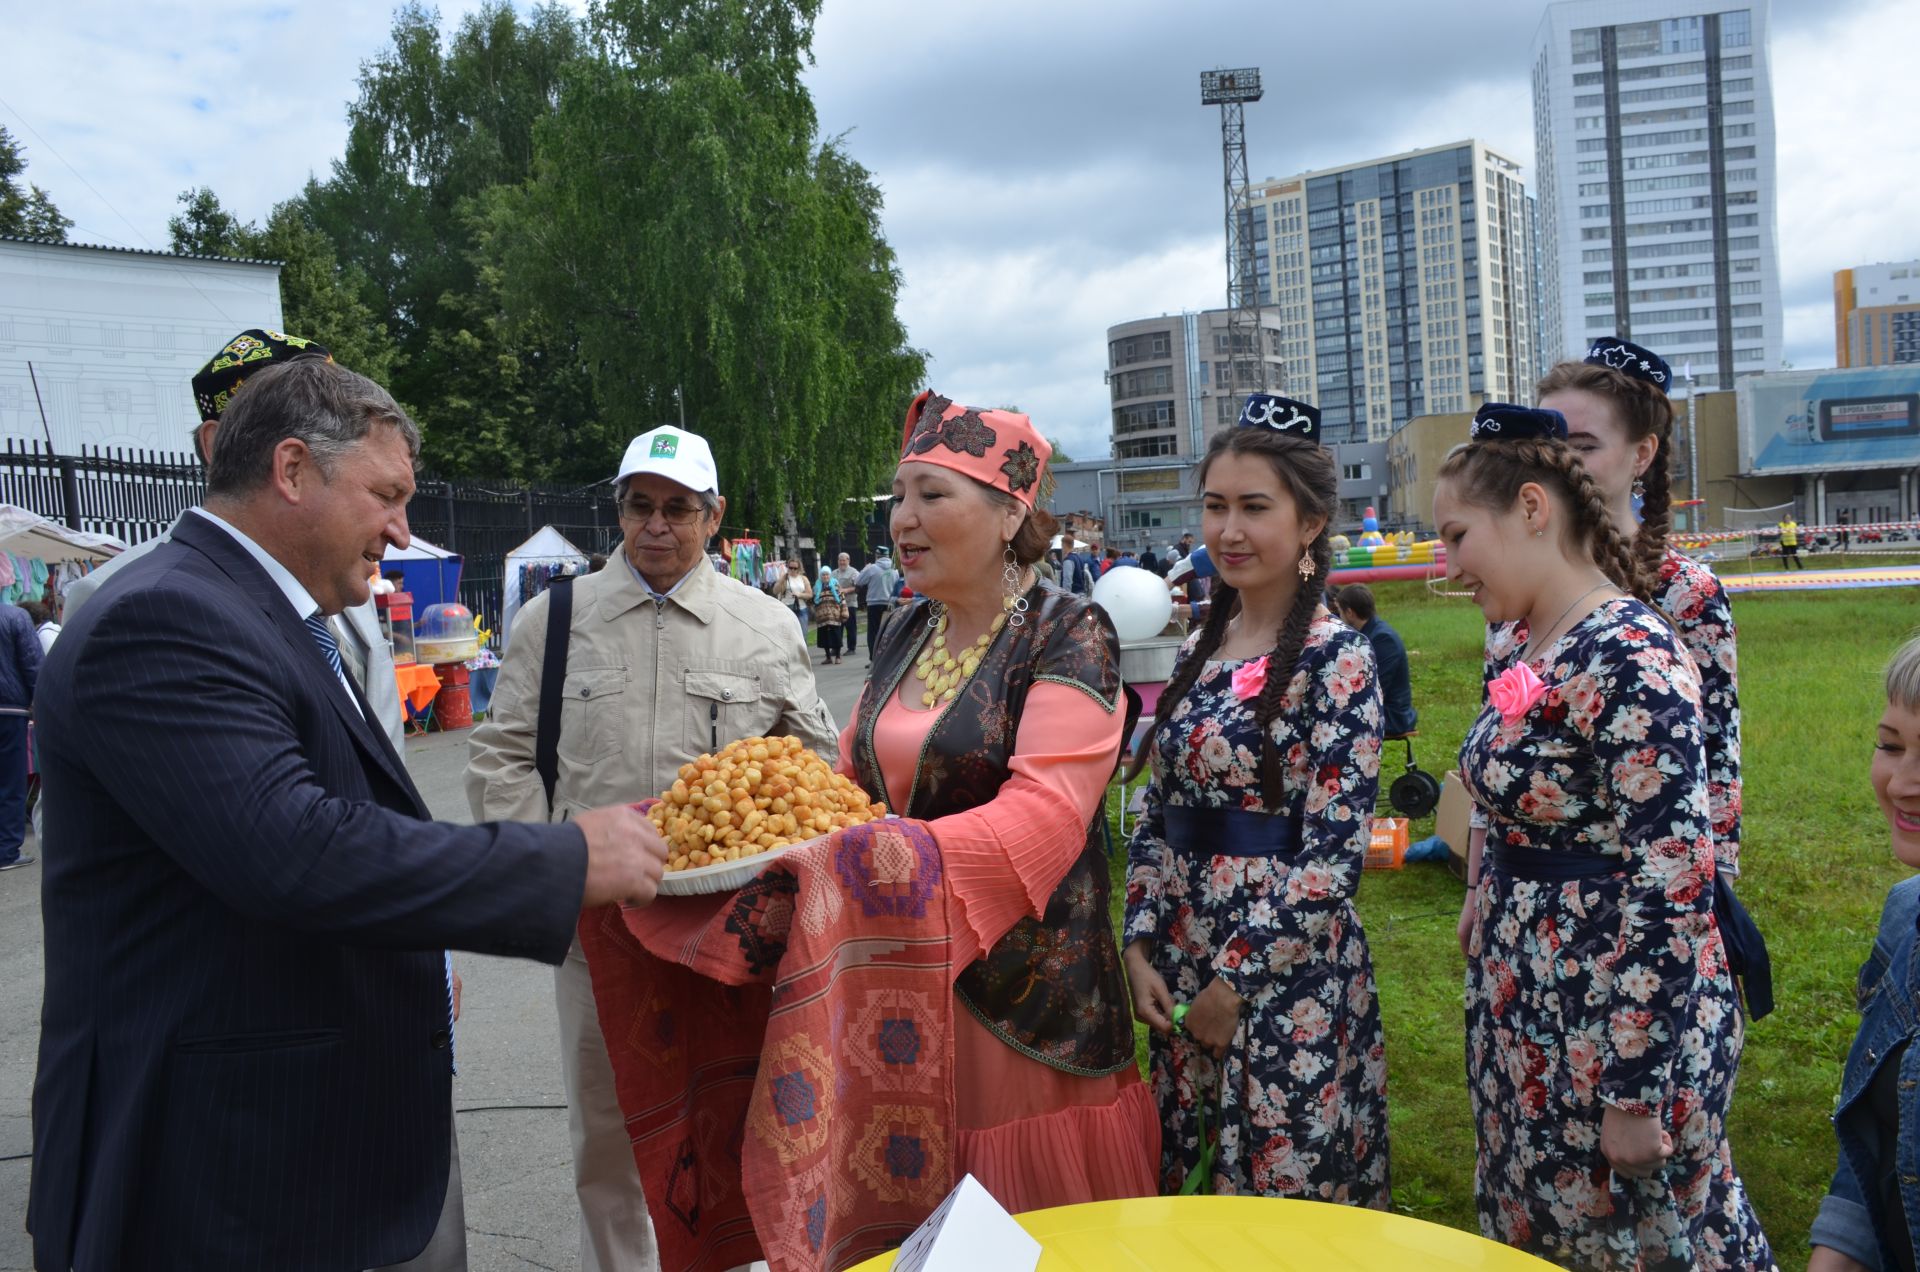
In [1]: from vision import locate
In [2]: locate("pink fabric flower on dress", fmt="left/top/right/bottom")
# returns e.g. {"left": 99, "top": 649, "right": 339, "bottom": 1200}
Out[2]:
{"left": 1488, "top": 662, "right": 1549, "bottom": 725}
{"left": 1230, "top": 655, "right": 1269, "bottom": 702}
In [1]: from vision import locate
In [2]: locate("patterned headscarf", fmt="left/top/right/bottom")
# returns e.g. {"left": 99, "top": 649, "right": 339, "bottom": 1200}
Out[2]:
{"left": 817, "top": 566, "right": 843, "bottom": 604}
{"left": 898, "top": 391, "right": 1053, "bottom": 508}
{"left": 191, "top": 328, "right": 332, "bottom": 422}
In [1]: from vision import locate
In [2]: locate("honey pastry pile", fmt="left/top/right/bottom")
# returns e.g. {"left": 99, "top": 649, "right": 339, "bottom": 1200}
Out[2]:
{"left": 650, "top": 735, "right": 887, "bottom": 871}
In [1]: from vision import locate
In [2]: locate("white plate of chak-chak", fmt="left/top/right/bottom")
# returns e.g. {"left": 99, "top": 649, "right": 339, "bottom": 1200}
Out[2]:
{"left": 650, "top": 735, "right": 891, "bottom": 897}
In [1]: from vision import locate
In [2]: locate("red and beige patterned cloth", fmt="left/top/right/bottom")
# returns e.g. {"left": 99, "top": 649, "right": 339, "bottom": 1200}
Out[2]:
{"left": 579, "top": 817, "right": 957, "bottom": 1272}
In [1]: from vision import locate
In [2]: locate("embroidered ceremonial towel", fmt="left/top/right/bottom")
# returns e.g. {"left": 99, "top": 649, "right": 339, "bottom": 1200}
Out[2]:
{"left": 580, "top": 817, "right": 955, "bottom": 1272}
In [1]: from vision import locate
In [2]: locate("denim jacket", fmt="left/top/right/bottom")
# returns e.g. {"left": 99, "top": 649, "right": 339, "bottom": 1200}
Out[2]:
{"left": 1813, "top": 875, "right": 1920, "bottom": 1270}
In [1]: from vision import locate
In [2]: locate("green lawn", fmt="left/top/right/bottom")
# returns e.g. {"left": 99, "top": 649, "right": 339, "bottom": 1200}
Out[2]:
{"left": 1108, "top": 578, "right": 1920, "bottom": 1262}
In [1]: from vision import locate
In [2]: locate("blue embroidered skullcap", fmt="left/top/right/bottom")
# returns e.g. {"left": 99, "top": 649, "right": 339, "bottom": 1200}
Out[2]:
{"left": 1471, "top": 402, "right": 1568, "bottom": 443}
{"left": 1237, "top": 394, "right": 1320, "bottom": 444}
{"left": 1583, "top": 336, "right": 1671, "bottom": 392}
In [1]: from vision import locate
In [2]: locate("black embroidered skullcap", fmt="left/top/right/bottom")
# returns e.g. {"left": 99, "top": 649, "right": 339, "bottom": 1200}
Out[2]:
{"left": 1236, "top": 393, "right": 1320, "bottom": 444}
{"left": 1583, "top": 336, "right": 1671, "bottom": 392}
{"left": 1471, "top": 402, "right": 1568, "bottom": 443}
{"left": 191, "top": 329, "right": 332, "bottom": 422}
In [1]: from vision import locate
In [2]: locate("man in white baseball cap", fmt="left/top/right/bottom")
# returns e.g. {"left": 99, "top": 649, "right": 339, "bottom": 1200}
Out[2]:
{"left": 614, "top": 424, "right": 719, "bottom": 495}
{"left": 467, "top": 424, "right": 836, "bottom": 1272}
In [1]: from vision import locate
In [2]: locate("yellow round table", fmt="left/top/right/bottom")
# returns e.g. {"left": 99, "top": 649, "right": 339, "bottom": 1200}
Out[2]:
{"left": 846, "top": 1196, "right": 1554, "bottom": 1270}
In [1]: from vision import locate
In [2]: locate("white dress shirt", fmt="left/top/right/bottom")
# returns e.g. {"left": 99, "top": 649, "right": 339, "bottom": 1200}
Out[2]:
{"left": 190, "top": 508, "right": 363, "bottom": 718}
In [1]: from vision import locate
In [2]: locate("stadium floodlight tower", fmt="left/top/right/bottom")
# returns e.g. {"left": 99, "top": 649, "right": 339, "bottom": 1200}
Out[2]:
{"left": 1200, "top": 66, "right": 1273, "bottom": 397}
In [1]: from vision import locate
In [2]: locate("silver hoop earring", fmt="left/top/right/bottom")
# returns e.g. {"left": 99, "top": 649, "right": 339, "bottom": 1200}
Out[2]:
{"left": 1003, "top": 543, "right": 1029, "bottom": 629}
{"left": 925, "top": 598, "right": 945, "bottom": 631}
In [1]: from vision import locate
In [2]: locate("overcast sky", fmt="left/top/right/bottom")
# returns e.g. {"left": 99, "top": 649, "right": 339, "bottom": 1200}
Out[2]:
{"left": 6, "top": 0, "right": 1916, "bottom": 460}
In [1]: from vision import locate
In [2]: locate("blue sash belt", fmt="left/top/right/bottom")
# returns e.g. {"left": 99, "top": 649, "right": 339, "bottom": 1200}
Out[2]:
{"left": 1713, "top": 876, "right": 1774, "bottom": 1020}
{"left": 1489, "top": 842, "right": 1626, "bottom": 881}
{"left": 1163, "top": 806, "right": 1303, "bottom": 858}
{"left": 1491, "top": 842, "right": 1773, "bottom": 1021}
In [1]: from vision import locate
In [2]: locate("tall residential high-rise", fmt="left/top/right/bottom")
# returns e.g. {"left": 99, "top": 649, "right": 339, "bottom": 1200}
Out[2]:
{"left": 1531, "top": 0, "right": 1783, "bottom": 387}
{"left": 1244, "top": 141, "right": 1541, "bottom": 444}
{"left": 1835, "top": 262, "right": 1920, "bottom": 367}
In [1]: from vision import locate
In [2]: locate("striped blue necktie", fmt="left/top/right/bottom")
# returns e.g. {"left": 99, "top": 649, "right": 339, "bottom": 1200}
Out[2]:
{"left": 305, "top": 610, "right": 455, "bottom": 1068}
{"left": 303, "top": 613, "right": 345, "bottom": 681}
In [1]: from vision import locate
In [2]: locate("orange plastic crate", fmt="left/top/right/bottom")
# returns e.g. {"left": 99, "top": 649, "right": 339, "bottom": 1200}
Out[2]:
{"left": 1364, "top": 816, "right": 1409, "bottom": 870}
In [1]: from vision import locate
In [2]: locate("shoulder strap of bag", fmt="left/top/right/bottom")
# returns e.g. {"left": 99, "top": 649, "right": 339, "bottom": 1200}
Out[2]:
{"left": 536, "top": 576, "right": 575, "bottom": 814}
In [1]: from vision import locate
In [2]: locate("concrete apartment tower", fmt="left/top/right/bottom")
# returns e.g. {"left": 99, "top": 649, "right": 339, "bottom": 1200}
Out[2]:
{"left": 1245, "top": 142, "right": 1541, "bottom": 445}
{"left": 1531, "top": 0, "right": 1784, "bottom": 387}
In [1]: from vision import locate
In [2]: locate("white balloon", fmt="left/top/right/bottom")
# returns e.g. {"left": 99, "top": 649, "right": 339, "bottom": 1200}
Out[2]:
{"left": 1091, "top": 565, "right": 1174, "bottom": 643}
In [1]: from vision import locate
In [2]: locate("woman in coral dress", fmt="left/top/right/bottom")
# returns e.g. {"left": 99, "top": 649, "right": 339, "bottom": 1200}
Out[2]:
{"left": 839, "top": 389, "right": 1158, "bottom": 1210}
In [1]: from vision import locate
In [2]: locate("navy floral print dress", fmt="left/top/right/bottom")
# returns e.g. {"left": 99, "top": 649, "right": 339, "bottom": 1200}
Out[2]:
{"left": 1461, "top": 596, "right": 1773, "bottom": 1270}
{"left": 1481, "top": 548, "right": 1744, "bottom": 873}
{"left": 1658, "top": 547, "right": 1744, "bottom": 877}
{"left": 1124, "top": 612, "right": 1391, "bottom": 1206}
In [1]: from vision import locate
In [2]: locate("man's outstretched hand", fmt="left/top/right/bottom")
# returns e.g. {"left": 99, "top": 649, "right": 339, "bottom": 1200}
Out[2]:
{"left": 576, "top": 805, "right": 670, "bottom": 909}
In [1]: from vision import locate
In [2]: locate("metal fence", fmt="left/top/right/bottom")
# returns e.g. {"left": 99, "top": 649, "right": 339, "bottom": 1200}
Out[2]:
{"left": 0, "top": 440, "right": 624, "bottom": 636}
{"left": 407, "top": 479, "right": 623, "bottom": 636}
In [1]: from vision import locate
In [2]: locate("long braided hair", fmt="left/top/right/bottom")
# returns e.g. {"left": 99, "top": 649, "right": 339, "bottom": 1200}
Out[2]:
{"left": 1148, "top": 427, "right": 1336, "bottom": 799}
{"left": 1537, "top": 361, "right": 1676, "bottom": 599}
{"left": 1437, "top": 436, "right": 1641, "bottom": 600}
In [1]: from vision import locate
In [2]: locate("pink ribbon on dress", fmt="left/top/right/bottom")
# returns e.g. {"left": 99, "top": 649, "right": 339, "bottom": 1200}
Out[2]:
{"left": 1230, "top": 655, "right": 1269, "bottom": 702}
{"left": 1488, "top": 661, "right": 1549, "bottom": 725}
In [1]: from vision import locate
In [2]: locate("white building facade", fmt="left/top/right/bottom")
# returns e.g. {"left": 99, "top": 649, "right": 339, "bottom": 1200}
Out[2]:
{"left": 1531, "top": 0, "right": 1784, "bottom": 387}
{"left": 0, "top": 237, "right": 284, "bottom": 457}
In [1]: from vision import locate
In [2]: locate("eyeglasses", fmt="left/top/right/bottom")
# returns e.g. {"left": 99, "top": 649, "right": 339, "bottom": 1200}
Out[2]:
{"left": 617, "top": 497, "right": 707, "bottom": 525}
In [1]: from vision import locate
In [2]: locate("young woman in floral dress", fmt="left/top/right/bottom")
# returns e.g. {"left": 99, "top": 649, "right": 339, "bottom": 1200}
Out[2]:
{"left": 1438, "top": 402, "right": 1773, "bottom": 1271}
{"left": 1460, "top": 339, "right": 1766, "bottom": 1018}
{"left": 1542, "top": 338, "right": 1766, "bottom": 1012}
{"left": 1123, "top": 395, "right": 1390, "bottom": 1206}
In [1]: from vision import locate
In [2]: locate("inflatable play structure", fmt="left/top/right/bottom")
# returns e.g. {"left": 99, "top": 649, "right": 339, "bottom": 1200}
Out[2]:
{"left": 1328, "top": 508, "right": 1445, "bottom": 583}
{"left": 1169, "top": 509, "right": 1449, "bottom": 589}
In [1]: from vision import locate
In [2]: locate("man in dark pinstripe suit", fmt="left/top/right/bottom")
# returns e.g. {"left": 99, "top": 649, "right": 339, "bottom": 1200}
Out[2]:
{"left": 26, "top": 358, "right": 669, "bottom": 1272}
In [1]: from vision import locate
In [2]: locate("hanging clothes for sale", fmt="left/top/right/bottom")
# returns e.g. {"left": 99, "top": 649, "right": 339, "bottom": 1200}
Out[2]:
{"left": 727, "top": 538, "right": 763, "bottom": 587}
{"left": 501, "top": 527, "right": 590, "bottom": 646}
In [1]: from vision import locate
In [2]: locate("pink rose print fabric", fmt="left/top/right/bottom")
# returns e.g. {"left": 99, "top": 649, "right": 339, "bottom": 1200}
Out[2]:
{"left": 1124, "top": 613, "right": 1390, "bottom": 1206}
{"left": 1657, "top": 547, "right": 1745, "bottom": 876}
{"left": 1460, "top": 596, "right": 1773, "bottom": 1270}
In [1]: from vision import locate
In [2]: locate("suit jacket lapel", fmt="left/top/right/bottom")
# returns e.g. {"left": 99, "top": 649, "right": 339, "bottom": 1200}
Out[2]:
{"left": 171, "top": 515, "right": 427, "bottom": 813}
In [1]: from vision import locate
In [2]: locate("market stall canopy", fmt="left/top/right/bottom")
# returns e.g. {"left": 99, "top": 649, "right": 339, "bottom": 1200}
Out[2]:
{"left": 0, "top": 505, "right": 126, "bottom": 564}
{"left": 508, "top": 526, "right": 589, "bottom": 564}
{"left": 502, "top": 525, "right": 593, "bottom": 645}
{"left": 383, "top": 535, "right": 463, "bottom": 611}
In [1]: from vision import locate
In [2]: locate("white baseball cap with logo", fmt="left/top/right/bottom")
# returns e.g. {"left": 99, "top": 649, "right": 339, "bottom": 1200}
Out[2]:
{"left": 614, "top": 425, "right": 720, "bottom": 495}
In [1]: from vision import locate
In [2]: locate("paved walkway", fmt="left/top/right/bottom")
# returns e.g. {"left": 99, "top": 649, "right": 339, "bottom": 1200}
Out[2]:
{"left": 0, "top": 642, "right": 872, "bottom": 1271}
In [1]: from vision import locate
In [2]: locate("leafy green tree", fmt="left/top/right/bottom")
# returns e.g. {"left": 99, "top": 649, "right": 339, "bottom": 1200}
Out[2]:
{"left": 165, "top": 187, "right": 397, "bottom": 386}
{"left": 482, "top": 0, "right": 925, "bottom": 528}
{"left": 303, "top": 1, "right": 590, "bottom": 476}
{"left": 167, "top": 186, "right": 253, "bottom": 257}
{"left": 0, "top": 126, "right": 72, "bottom": 242}
{"left": 252, "top": 201, "right": 399, "bottom": 387}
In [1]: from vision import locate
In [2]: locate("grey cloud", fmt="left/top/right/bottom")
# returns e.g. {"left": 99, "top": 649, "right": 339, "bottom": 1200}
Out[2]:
{"left": 3, "top": 0, "right": 1910, "bottom": 461}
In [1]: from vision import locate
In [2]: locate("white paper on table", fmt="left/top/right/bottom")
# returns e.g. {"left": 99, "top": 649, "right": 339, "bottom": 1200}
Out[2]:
{"left": 890, "top": 1173, "right": 1041, "bottom": 1272}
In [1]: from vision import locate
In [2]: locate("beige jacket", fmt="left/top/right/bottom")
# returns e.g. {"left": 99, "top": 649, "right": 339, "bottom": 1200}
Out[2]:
{"left": 466, "top": 557, "right": 839, "bottom": 823}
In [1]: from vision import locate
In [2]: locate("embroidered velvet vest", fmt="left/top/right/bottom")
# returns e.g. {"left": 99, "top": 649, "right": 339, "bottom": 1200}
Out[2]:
{"left": 855, "top": 583, "right": 1135, "bottom": 1077}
